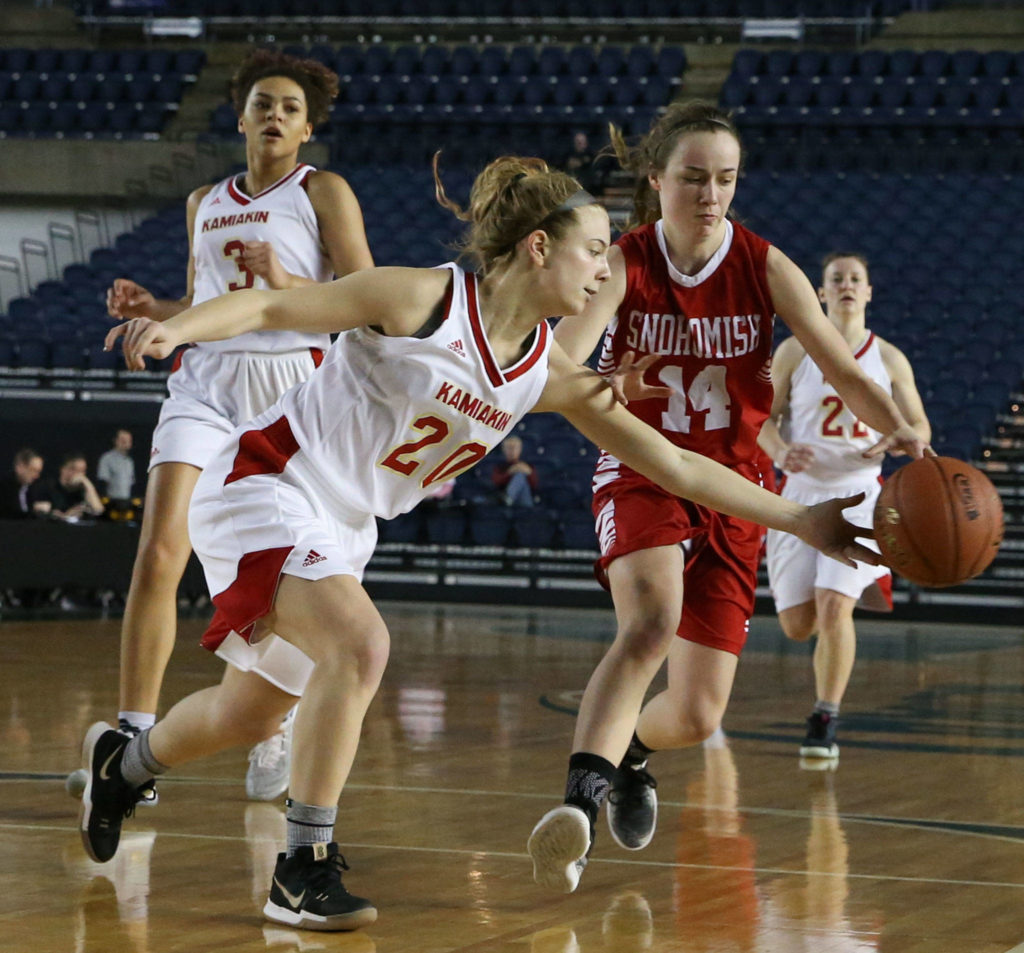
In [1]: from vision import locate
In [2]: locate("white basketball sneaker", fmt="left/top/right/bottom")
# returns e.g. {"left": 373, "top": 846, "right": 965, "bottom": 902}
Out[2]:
{"left": 246, "top": 706, "right": 295, "bottom": 801}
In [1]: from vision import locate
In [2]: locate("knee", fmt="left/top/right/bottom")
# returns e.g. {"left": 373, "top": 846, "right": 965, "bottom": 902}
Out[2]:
{"left": 815, "top": 591, "right": 854, "bottom": 631}
{"left": 779, "top": 605, "right": 816, "bottom": 642}
{"left": 615, "top": 614, "right": 679, "bottom": 668}
{"left": 316, "top": 625, "right": 391, "bottom": 691}
{"left": 680, "top": 699, "right": 726, "bottom": 743}
{"left": 133, "top": 534, "right": 189, "bottom": 584}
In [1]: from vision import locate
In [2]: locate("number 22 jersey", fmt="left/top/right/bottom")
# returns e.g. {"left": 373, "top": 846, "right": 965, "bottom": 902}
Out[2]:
{"left": 594, "top": 218, "right": 775, "bottom": 488}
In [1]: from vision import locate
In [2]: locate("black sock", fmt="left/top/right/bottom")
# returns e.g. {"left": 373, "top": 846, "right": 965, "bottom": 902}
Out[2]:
{"left": 622, "top": 731, "right": 654, "bottom": 768}
{"left": 564, "top": 752, "right": 616, "bottom": 827}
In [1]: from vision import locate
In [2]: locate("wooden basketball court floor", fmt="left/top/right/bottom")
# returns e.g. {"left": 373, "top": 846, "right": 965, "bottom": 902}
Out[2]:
{"left": 2, "top": 602, "right": 1023, "bottom": 953}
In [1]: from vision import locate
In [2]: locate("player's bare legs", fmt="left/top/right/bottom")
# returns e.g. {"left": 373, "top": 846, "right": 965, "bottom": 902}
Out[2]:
{"left": 263, "top": 573, "right": 390, "bottom": 807}
{"left": 633, "top": 639, "right": 738, "bottom": 750}
{"left": 811, "top": 588, "right": 857, "bottom": 706}
{"left": 778, "top": 601, "right": 817, "bottom": 644}
{"left": 570, "top": 544, "right": 685, "bottom": 760}
{"left": 531, "top": 546, "right": 684, "bottom": 891}
{"left": 147, "top": 664, "right": 295, "bottom": 767}
{"left": 119, "top": 462, "right": 201, "bottom": 719}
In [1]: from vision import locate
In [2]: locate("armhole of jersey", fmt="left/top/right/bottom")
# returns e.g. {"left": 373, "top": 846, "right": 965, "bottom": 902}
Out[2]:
{"left": 367, "top": 268, "right": 455, "bottom": 339}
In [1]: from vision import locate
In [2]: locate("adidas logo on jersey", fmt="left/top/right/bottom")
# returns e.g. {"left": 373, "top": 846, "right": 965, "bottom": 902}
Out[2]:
{"left": 302, "top": 549, "right": 327, "bottom": 567}
{"left": 210, "top": 196, "right": 222, "bottom": 205}
{"left": 447, "top": 339, "right": 466, "bottom": 357}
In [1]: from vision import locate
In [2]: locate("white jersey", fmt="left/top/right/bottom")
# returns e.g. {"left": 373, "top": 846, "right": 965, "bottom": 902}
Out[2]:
{"left": 191, "top": 163, "right": 332, "bottom": 354}
{"left": 207, "top": 263, "right": 553, "bottom": 522}
{"left": 784, "top": 332, "right": 891, "bottom": 488}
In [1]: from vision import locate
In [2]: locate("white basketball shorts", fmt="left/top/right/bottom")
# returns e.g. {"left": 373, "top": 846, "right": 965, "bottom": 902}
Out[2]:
{"left": 766, "top": 476, "right": 892, "bottom": 613}
{"left": 149, "top": 346, "right": 322, "bottom": 471}
{"left": 189, "top": 444, "right": 379, "bottom": 697}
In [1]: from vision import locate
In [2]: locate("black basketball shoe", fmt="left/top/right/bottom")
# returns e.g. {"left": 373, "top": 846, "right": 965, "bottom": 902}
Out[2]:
{"left": 79, "top": 721, "right": 139, "bottom": 863}
{"left": 799, "top": 711, "right": 839, "bottom": 760}
{"left": 264, "top": 843, "right": 377, "bottom": 932}
{"left": 606, "top": 761, "right": 658, "bottom": 850}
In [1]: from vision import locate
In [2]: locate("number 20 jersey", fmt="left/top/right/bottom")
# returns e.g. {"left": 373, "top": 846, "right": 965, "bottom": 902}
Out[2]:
{"left": 266, "top": 263, "right": 552, "bottom": 520}
{"left": 191, "top": 163, "right": 332, "bottom": 354}
{"left": 595, "top": 219, "right": 775, "bottom": 485}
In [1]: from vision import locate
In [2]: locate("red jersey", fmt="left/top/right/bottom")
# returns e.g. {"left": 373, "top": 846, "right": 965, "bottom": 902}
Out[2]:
{"left": 594, "top": 219, "right": 775, "bottom": 483}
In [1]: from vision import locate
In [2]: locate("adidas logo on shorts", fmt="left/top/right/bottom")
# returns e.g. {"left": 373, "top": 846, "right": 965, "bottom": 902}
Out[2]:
{"left": 447, "top": 339, "right": 466, "bottom": 357}
{"left": 302, "top": 549, "right": 327, "bottom": 567}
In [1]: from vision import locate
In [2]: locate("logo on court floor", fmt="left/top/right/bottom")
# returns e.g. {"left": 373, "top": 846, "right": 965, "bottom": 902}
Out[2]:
{"left": 302, "top": 549, "right": 326, "bottom": 567}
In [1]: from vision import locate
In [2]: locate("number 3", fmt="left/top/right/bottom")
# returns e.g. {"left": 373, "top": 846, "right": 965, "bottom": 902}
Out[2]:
{"left": 223, "top": 239, "right": 255, "bottom": 291}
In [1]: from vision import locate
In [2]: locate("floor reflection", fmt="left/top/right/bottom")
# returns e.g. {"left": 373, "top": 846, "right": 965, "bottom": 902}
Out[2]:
{"left": 63, "top": 830, "right": 156, "bottom": 953}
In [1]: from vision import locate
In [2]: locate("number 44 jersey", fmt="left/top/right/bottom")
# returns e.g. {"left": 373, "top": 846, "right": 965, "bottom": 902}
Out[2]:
{"left": 191, "top": 163, "right": 333, "bottom": 354}
{"left": 595, "top": 218, "right": 775, "bottom": 482}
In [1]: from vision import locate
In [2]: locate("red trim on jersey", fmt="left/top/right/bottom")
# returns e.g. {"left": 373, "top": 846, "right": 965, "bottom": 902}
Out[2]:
{"left": 465, "top": 272, "right": 504, "bottom": 387}
{"left": 200, "top": 545, "right": 293, "bottom": 651}
{"left": 310, "top": 347, "right": 324, "bottom": 368}
{"left": 505, "top": 319, "right": 550, "bottom": 381}
{"left": 224, "top": 415, "right": 300, "bottom": 486}
{"left": 854, "top": 332, "right": 875, "bottom": 360}
{"left": 298, "top": 167, "right": 314, "bottom": 192}
{"left": 169, "top": 343, "right": 195, "bottom": 374}
{"left": 227, "top": 164, "right": 310, "bottom": 206}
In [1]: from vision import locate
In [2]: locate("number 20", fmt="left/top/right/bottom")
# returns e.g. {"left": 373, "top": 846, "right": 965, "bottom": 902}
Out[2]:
{"left": 379, "top": 414, "right": 489, "bottom": 487}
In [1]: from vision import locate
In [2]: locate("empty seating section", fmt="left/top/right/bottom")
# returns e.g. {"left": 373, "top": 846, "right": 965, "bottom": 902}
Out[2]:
{"left": 79, "top": 0, "right": 920, "bottom": 18}
{"left": 206, "top": 41, "right": 684, "bottom": 166}
{"left": 0, "top": 207, "right": 188, "bottom": 371}
{"left": 723, "top": 47, "right": 1024, "bottom": 173}
{"left": 0, "top": 48, "right": 204, "bottom": 138}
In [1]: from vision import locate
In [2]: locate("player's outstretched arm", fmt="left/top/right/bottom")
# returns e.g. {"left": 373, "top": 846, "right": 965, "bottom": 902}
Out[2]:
{"left": 534, "top": 344, "right": 877, "bottom": 568}
{"left": 105, "top": 267, "right": 451, "bottom": 369}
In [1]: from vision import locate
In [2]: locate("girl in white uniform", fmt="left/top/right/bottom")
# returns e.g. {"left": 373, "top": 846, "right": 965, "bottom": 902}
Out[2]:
{"left": 99, "top": 49, "right": 374, "bottom": 801}
{"left": 82, "top": 157, "right": 880, "bottom": 933}
{"left": 760, "top": 253, "right": 931, "bottom": 762}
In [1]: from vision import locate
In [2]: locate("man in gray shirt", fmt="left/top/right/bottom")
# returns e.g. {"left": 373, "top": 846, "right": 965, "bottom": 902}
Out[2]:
{"left": 97, "top": 429, "right": 136, "bottom": 503}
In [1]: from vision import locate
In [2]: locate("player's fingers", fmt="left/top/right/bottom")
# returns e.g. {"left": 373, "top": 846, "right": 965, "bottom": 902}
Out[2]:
{"left": 631, "top": 353, "right": 660, "bottom": 372}
{"left": 638, "top": 385, "right": 673, "bottom": 399}
{"left": 844, "top": 541, "right": 881, "bottom": 566}
{"left": 924, "top": 445, "right": 938, "bottom": 457}
{"left": 103, "top": 322, "right": 129, "bottom": 351}
{"left": 838, "top": 491, "right": 867, "bottom": 510}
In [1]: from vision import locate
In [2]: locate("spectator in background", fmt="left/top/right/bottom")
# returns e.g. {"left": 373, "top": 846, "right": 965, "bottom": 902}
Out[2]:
{"left": 97, "top": 429, "right": 137, "bottom": 506}
{"left": 0, "top": 448, "right": 51, "bottom": 519}
{"left": 43, "top": 453, "right": 105, "bottom": 521}
{"left": 561, "top": 130, "right": 602, "bottom": 193}
{"left": 492, "top": 435, "right": 538, "bottom": 507}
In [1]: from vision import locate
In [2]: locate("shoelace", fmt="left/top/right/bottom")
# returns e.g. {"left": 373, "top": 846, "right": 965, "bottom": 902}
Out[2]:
{"left": 307, "top": 852, "right": 353, "bottom": 896}
{"left": 608, "top": 766, "right": 657, "bottom": 807}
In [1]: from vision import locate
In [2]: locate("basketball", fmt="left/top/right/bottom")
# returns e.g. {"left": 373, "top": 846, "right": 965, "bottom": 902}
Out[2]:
{"left": 873, "top": 456, "right": 1004, "bottom": 588}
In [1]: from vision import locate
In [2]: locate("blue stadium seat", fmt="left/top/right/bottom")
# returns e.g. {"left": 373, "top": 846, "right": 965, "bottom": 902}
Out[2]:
{"left": 981, "top": 50, "right": 1013, "bottom": 79}
{"left": 918, "top": 50, "right": 949, "bottom": 79}
{"left": 466, "top": 506, "right": 513, "bottom": 546}
{"left": 950, "top": 50, "right": 981, "bottom": 79}
{"left": 887, "top": 49, "right": 917, "bottom": 78}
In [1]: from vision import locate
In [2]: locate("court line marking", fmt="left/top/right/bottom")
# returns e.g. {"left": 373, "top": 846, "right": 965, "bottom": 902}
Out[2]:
{"left": 9, "top": 819, "right": 1024, "bottom": 890}
{"left": 13, "top": 772, "right": 1024, "bottom": 844}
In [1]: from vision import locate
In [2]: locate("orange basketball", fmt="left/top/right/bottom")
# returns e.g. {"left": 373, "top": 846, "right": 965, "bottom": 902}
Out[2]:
{"left": 873, "top": 456, "right": 1004, "bottom": 588}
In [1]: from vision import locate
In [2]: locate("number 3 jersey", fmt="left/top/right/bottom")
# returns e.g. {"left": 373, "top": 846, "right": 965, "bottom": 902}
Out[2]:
{"left": 784, "top": 332, "right": 891, "bottom": 487}
{"left": 191, "top": 163, "right": 332, "bottom": 354}
{"left": 206, "top": 263, "right": 552, "bottom": 522}
{"left": 595, "top": 218, "right": 774, "bottom": 488}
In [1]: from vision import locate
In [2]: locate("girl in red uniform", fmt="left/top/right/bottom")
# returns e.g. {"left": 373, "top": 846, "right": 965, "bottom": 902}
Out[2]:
{"left": 528, "top": 101, "right": 928, "bottom": 893}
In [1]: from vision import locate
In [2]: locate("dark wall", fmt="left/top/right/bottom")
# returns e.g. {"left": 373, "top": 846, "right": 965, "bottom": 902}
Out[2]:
{"left": 0, "top": 397, "right": 160, "bottom": 495}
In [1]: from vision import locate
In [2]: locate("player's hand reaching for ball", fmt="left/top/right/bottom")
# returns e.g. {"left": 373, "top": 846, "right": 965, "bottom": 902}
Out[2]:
{"left": 105, "top": 317, "right": 183, "bottom": 370}
{"left": 864, "top": 423, "right": 932, "bottom": 460}
{"left": 795, "top": 493, "right": 880, "bottom": 569}
{"left": 106, "top": 278, "right": 156, "bottom": 321}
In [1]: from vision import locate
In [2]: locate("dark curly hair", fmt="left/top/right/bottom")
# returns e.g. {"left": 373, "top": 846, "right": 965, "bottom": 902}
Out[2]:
{"left": 230, "top": 49, "right": 339, "bottom": 127}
